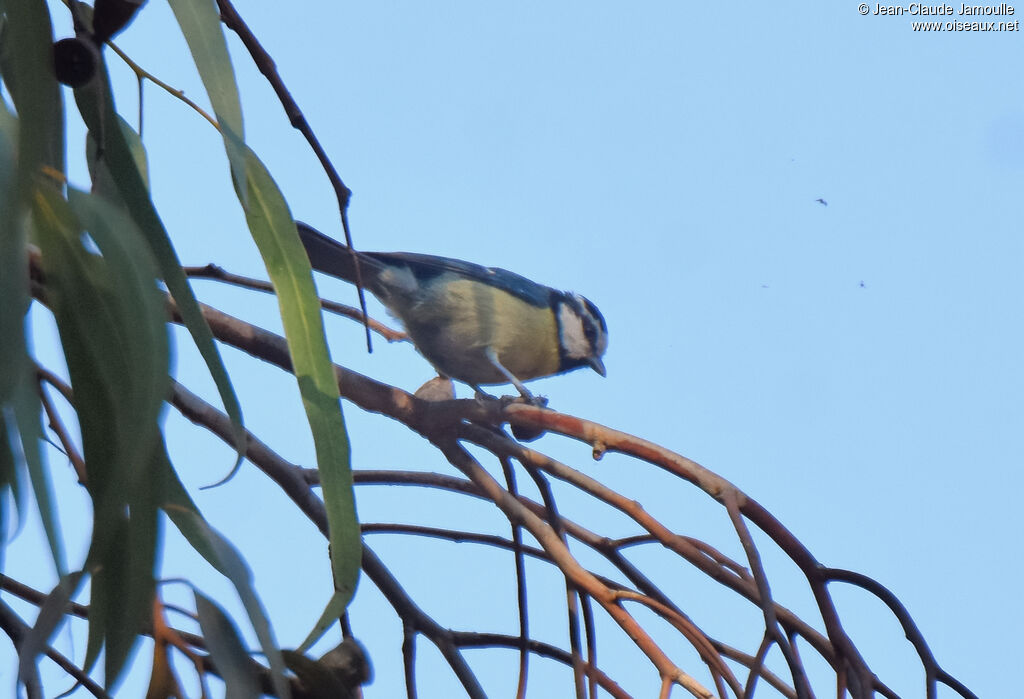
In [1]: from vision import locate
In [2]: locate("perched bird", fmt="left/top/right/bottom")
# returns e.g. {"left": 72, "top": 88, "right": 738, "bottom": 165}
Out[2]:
{"left": 296, "top": 222, "right": 608, "bottom": 399}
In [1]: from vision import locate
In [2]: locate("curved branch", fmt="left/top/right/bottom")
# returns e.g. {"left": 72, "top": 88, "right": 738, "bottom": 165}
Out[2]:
{"left": 0, "top": 600, "right": 109, "bottom": 699}
{"left": 431, "top": 437, "right": 714, "bottom": 699}
{"left": 821, "top": 567, "right": 979, "bottom": 699}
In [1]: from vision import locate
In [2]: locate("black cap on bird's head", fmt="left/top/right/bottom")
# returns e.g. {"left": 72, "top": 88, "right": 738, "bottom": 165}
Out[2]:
{"left": 556, "top": 292, "right": 608, "bottom": 376}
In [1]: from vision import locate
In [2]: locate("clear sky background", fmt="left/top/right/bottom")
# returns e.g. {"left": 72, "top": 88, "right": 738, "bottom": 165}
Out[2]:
{"left": 7, "top": 2, "right": 1022, "bottom": 698}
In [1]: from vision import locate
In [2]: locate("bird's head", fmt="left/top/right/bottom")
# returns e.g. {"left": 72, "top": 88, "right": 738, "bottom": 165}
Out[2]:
{"left": 556, "top": 292, "right": 608, "bottom": 377}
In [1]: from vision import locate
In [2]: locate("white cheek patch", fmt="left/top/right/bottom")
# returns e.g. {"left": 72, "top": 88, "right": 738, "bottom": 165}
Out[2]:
{"left": 576, "top": 293, "right": 608, "bottom": 357}
{"left": 558, "top": 302, "right": 591, "bottom": 359}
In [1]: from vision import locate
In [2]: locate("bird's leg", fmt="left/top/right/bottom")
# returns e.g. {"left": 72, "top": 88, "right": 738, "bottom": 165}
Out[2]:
{"left": 483, "top": 346, "right": 536, "bottom": 403}
{"left": 481, "top": 347, "right": 549, "bottom": 441}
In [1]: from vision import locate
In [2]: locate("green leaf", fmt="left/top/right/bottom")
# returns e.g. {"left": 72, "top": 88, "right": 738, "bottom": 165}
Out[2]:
{"left": 66, "top": 188, "right": 168, "bottom": 687}
{"left": 0, "top": 411, "right": 23, "bottom": 568}
{"left": 0, "top": 98, "right": 28, "bottom": 402}
{"left": 166, "top": 0, "right": 247, "bottom": 199}
{"left": 0, "top": 100, "right": 29, "bottom": 558}
{"left": 0, "top": 0, "right": 65, "bottom": 190}
{"left": 31, "top": 185, "right": 165, "bottom": 688}
{"left": 0, "top": 412, "right": 12, "bottom": 501}
{"left": 0, "top": 24, "right": 64, "bottom": 576}
{"left": 70, "top": 46, "right": 247, "bottom": 464}
{"left": 0, "top": 27, "right": 65, "bottom": 580}
{"left": 13, "top": 384, "right": 64, "bottom": 576}
{"left": 239, "top": 147, "right": 360, "bottom": 605}
{"left": 85, "top": 444, "right": 161, "bottom": 694}
{"left": 159, "top": 458, "right": 290, "bottom": 699}
{"left": 194, "top": 591, "right": 263, "bottom": 699}
{"left": 87, "top": 114, "right": 150, "bottom": 200}
{"left": 64, "top": 187, "right": 170, "bottom": 444}
{"left": 296, "top": 590, "right": 351, "bottom": 655}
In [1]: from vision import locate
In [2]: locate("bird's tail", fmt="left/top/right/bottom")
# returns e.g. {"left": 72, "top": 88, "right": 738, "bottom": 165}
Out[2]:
{"left": 296, "top": 222, "right": 383, "bottom": 289}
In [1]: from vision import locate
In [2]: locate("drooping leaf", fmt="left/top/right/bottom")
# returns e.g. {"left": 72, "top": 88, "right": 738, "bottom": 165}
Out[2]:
{"left": 0, "top": 13, "right": 66, "bottom": 577}
{"left": 164, "top": 0, "right": 359, "bottom": 602}
{"left": 87, "top": 113, "right": 149, "bottom": 201}
{"left": 0, "top": 99, "right": 30, "bottom": 558}
{"left": 13, "top": 390, "right": 64, "bottom": 576}
{"left": 238, "top": 147, "right": 360, "bottom": 605}
{"left": 166, "top": 0, "right": 247, "bottom": 199}
{"left": 0, "top": 97, "right": 27, "bottom": 402}
{"left": 296, "top": 589, "right": 350, "bottom": 655}
{"left": 71, "top": 50, "right": 247, "bottom": 464}
{"left": 31, "top": 185, "right": 166, "bottom": 688}
{"left": 158, "top": 455, "right": 290, "bottom": 699}
{"left": 0, "top": 410, "right": 23, "bottom": 571}
{"left": 194, "top": 591, "right": 263, "bottom": 699}
{"left": 0, "top": 0, "right": 65, "bottom": 188}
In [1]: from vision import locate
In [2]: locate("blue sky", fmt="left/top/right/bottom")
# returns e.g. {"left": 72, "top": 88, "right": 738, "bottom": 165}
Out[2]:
{"left": 7, "top": 2, "right": 1022, "bottom": 697}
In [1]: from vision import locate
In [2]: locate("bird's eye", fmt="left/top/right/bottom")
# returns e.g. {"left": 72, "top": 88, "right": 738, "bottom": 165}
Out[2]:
{"left": 581, "top": 297, "right": 607, "bottom": 333}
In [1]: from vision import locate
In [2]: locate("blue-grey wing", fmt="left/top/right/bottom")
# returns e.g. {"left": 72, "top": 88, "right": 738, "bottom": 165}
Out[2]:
{"left": 365, "top": 251, "right": 554, "bottom": 308}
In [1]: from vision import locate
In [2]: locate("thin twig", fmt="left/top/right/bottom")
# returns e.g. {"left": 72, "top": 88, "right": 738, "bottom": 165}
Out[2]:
{"left": 521, "top": 462, "right": 587, "bottom": 699}
{"left": 213, "top": 0, "right": 373, "bottom": 352}
{"left": 183, "top": 264, "right": 406, "bottom": 341}
{"left": 498, "top": 456, "right": 531, "bottom": 699}
{"left": 35, "top": 368, "right": 87, "bottom": 484}
{"left": 821, "top": 567, "right": 979, "bottom": 699}
{"left": 0, "top": 599, "right": 110, "bottom": 699}
{"left": 724, "top": 491, "right": 811, "bottom": 699}
{"left": 107, "top": 40, "right": 219, "bottom": 129}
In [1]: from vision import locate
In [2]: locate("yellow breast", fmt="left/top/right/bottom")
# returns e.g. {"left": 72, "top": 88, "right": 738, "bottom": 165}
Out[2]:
{"left": 400, "top": 278, "right": 561, "bottom": 385}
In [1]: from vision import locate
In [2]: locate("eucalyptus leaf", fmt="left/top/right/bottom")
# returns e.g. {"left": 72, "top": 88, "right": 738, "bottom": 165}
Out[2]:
{"left": 0, "top": 99, "right": 27, "bottom": 401}
{"left": 71, "top": 49, "right": 247, "bottom": 464}
{"left": 0, "top": 100, "right": 29, "bottom": 554}
{"left": 296, "top": 589, "right": 350, "bottom": 655}
{"left": 0, "top": 14, "right": 65, "bottom": 577}
{"left": 166, "top": 0, "right": 247, "bottom": 199}
{"left": 194, "top": 591, "right": 263, "bottom": 699}
{"left": 87, "top": 114, "right": 149, "bottom": 202}
{"left": 31, "top": 185, "right": 165, "bottom": 688}
{"left": 238, "top": 147, "right": 360, "bottom": 605}
{"left": 158, "top": 454, "right": 291, "bottom": 699}
{"left": 0, "top": 0, "right": 65, "bottom": 187}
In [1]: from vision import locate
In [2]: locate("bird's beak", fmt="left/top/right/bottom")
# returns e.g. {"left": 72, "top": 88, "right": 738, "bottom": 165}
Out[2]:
{"left": 588, "top": 356, "right": 606, "bottom": 377}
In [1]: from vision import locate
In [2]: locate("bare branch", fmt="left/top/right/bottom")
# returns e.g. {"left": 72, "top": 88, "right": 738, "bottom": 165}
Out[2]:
{"left": 183, "top": 264, "right": 407, "bottom": 342}
{"left": 0, "top": 599, "right": 109, "bottom": 699}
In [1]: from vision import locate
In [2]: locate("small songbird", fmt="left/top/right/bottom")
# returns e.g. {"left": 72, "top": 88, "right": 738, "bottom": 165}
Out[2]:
{"left": 297, "top": 222, "right": 608, "bottom": 399}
